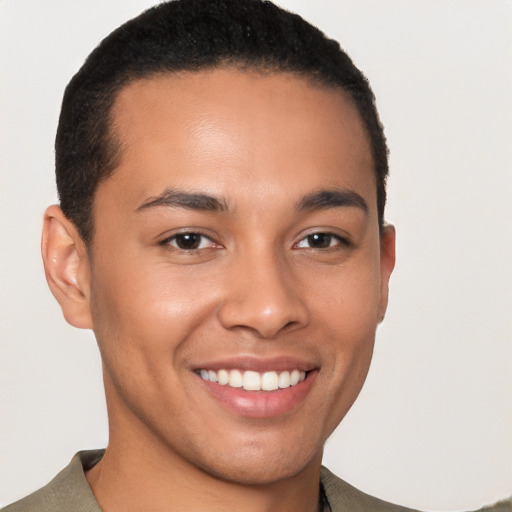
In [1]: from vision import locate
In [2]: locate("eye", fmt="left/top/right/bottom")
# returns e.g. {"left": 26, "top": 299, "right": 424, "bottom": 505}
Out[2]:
{"left": 295, "top": 232, "right": 348, "bottom": 249}
{"left": 161, "top": 232, "right": 217, "bottom": 251}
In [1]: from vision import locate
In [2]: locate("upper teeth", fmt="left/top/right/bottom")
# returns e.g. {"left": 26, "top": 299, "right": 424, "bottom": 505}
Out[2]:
{"left": 198, "top": 369, "right": 306, "bottom": 391}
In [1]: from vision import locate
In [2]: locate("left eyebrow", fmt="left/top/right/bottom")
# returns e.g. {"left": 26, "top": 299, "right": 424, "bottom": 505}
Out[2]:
{"left": 297, "top": 189, "right": 369, "bottom": 214}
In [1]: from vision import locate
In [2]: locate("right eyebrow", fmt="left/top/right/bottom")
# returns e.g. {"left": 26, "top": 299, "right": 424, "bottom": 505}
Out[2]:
{"left": 136, "top": 188, "right": 229, "bottom": 212}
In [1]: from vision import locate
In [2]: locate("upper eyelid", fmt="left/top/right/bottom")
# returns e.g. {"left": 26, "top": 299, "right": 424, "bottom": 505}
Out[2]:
{"left": 162, "top": 232, "right": 214, "bottom": 244}
{"left": 295, "top": 232, "right": 350, "bottom": 247}
{"left": 157, "top": 228, "right": 351, "bottom": 247}
{"left": 160, "top": 233, "right": 220, "bottom": 253}
{"left": 158, "top": 229, "right": 217, "bottom": 243}
{"left": 295, "top": 228, "right": 351, "bottom": 243}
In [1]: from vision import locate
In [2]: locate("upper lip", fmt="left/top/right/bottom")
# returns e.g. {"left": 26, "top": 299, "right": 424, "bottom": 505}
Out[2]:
{"left": 191, "top": 355, "right": 317, "bottom": 373}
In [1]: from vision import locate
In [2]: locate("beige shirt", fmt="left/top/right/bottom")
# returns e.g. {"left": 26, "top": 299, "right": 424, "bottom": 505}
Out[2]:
{"left": 2, "top": 450, "right": 509, "bottom": 512}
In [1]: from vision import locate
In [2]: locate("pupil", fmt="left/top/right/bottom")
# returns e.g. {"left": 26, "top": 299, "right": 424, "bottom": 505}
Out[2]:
{"left": 308, "top": 233, "right": 331, "bottom": 248}
{"left": 176, "top": 233, "right": 200, "bottom": 249}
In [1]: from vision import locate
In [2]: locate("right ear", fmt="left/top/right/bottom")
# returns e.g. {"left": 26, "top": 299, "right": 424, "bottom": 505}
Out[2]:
{"left": 41, "top": 205, "right": 93, "bottom": 329}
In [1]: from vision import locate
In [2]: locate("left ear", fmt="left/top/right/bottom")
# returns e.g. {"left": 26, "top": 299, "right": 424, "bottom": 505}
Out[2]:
{"left": 378, "top": 224, "right": 396, "bottom": 322}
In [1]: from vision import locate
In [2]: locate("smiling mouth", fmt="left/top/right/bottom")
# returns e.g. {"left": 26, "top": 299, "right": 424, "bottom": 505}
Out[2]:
{"left": 196, "top": 369, "right": 307, "bottom": 391}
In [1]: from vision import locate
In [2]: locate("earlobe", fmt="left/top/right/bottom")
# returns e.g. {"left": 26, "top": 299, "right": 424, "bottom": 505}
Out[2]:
{"left": 41, "top": 205, "right": 93, "bottom": 329}
{"left": 378, "top": 224, "right": 396, "bottom": 322}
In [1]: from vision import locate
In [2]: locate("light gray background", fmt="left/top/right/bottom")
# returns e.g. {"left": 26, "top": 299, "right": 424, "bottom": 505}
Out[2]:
{"left": 1, "top": 0, "right": 511, "bottom": 509}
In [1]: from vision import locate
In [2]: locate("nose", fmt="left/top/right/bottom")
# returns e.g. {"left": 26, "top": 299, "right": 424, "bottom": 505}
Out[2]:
{"left": 217, "top": 251, "right": 309, "bottom": 338}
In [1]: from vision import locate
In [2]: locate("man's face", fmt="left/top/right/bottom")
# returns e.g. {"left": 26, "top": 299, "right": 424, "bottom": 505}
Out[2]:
{"left": 87, "top": 68, "right": 394, "bottom": 484}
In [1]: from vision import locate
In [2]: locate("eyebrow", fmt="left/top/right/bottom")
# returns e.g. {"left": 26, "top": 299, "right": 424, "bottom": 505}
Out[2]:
{"left": 137, "top": 187, "right": 368, "bottom": 215}
{"left": 137, "top": 188, "right": 229, "bottom": 212}
{"left": 297, "top": 189, "right": 368, "bottom": 214}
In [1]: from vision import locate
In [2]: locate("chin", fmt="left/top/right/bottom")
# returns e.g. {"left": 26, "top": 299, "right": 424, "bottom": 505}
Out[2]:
{"left": 189, "top": 438, "right": 323, "bottom": 486}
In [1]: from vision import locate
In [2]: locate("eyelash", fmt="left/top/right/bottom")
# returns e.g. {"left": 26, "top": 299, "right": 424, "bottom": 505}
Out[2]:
{"left": 159, "top": 231, "right": 350, "bottom": 252}
{"left": 160, "top": 232, "right": 218, "bottom": 251}
{"left": 294, "top": 232, "right": 350, "bottom": 250}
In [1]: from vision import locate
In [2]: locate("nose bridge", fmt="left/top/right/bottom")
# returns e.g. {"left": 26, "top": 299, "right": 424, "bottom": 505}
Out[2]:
{"left": 218, "top": 244, "right": 309, "bottom": 337}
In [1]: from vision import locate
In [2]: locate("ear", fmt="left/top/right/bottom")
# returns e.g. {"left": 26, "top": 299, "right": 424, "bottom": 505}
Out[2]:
{"left": 378, "top": 224, "right": 396, "bottom": 322}
{"left": 41, "top": 205, "right": 93, "bottom": 329}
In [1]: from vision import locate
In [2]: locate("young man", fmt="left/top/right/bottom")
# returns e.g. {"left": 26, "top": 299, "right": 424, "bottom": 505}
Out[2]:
{"left": 4, "top": 0, "right": 411, "bottom": 510}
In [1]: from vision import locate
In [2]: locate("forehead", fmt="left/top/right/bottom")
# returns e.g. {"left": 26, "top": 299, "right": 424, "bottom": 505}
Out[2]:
{"left": 104, "top": 68, "right": 375, "bottom": 212}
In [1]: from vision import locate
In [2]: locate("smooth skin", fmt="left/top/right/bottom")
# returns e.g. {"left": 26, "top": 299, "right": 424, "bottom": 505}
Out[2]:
{"left": 42, "top": 68, "right": 395, "bottom": 512}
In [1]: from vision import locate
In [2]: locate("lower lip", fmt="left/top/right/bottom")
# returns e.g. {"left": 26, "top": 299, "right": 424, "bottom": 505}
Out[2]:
{"left": 197, "top": 371, "right": 317, "bottom": 419}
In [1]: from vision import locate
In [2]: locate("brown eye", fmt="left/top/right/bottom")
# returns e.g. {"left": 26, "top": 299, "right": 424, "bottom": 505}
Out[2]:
{"left": 307, "top": 233, "right": 332, "bottom": 248}
{"left": 174, "top": 233, "right": 201, "bottom": 249}
{"left": 296, "top": 232, "right": 349, "bottom": 249}
{"left": 162, "top": 233, "right": 214, "bottom": 250}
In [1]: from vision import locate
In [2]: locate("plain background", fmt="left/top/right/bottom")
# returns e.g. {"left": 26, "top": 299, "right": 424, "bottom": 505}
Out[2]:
{"left": 0, "top": 0, "right": 511, "bottom": 510}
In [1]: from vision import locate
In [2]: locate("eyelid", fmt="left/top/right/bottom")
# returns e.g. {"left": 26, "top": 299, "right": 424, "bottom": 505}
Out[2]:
{"left": 293, "top": 229, "right": 352, "bottom": 249}
{"left": 159, "top": 229, "right": 221, "bottom": 251}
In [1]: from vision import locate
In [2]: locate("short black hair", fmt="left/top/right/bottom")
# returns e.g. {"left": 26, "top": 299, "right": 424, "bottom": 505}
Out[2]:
{"left": 56, "top": 0, "right": 389, "bottom": 243}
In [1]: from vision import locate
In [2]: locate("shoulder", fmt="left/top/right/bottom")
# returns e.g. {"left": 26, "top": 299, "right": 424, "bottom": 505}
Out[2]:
{"left": 321, "top": 467, "right": 512, "bottom": 512}
{"left": 477, "top": 497, "right": 512, "bottom": 512}
{"left": 1, "top": 451, "right": 104, "bottom": 512}
{"left": 321, "top": 466, "right": 422, "bottom": 512}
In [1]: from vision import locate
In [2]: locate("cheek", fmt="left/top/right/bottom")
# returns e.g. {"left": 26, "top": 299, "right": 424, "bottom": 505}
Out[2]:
{"left": 88, "top": 261, "right": 204, "bottom": 414}
{"left": 88, "top": 254, "right": 221, "bottom": 360}
{"left": 309, "top": 257, "right": 382, "bottom": 335}
{"left": 316, "top": 267, "right": 380, "bottom": 423}
{"left": 304, "top": 254, "right": 381, "bottom": 394}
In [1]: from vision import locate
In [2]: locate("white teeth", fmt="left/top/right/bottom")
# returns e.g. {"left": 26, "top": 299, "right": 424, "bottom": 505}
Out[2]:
{"left": 228, "top": 369, "right": 243, "bottom": 388}
{"left": 242, "top": 371, "right": 261, "bottom": 391}
{"left": 198, "top": 369, "right": 307, "bottom": 391}
{"left": 218, "top": 369, "right": 229, "bottom": 385}
{"left": 278, "top": 371, "right": 290, "bottom": 388}
{"left": 261, "top": 371, "right": 279, "bottom": 391}
{"left": 290, "top": 369, "right": 300, "bottom": 386}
